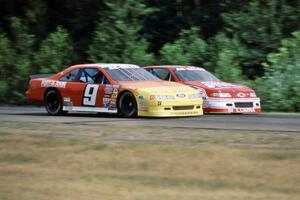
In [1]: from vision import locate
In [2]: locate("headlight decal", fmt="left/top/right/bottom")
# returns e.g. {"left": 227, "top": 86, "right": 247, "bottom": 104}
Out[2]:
{"left": 189, "top": 86, "right": 207, "bottom": 97}
{"left": 189, "top": 93, "right": 202, "bottom": 99}
{"left": 211, "top": 93, "right": 232, "bottom": 98}
{"left": 150, "top": 95, "right": 175, "bottom": 100}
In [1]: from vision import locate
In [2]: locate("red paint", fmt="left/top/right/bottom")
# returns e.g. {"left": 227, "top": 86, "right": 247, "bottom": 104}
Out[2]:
{"left": 144, "top": 65, "right": 261, "bottom": 114}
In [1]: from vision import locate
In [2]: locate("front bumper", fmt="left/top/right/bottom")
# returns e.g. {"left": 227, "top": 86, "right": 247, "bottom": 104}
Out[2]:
{"left": 203, "top": 97, "right": 261, "bottom": 114}
{"left": 137, "top": 99, "right": 203, "bottom": 117}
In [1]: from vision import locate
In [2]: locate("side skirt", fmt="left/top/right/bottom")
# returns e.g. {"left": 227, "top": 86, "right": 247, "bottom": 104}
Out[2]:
{"left": 63, "top": 106, "right": 117, "bottom": 113}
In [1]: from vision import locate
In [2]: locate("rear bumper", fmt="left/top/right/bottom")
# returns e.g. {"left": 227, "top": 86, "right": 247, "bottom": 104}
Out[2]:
{"left": 203, "top": 97, "right": 261, "bottom": 114}
{"left": 25, "top": 89, "right": 43, "bottom": 102}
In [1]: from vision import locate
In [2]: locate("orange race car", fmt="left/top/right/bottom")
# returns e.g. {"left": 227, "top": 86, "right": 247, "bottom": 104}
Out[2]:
{"left": 26, "top": 64, "right": 203, "bottom": 117}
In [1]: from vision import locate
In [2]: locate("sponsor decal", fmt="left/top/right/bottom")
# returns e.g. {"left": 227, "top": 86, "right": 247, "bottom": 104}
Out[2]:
{"left": 237, "top": 92, "right": 246, "bottom": 97}
{"left": 138, "top": 95, "right": 145, "bottom": 100}
{"left": 138, "top": 102, "right": 146, "bottom": 107}
{"left": 103, "top": 103, "right": 110, "bottom": 108}
{"left": 102, "top": 97, "right": 110, "bottom": 108}
{"left": 109, "top": 99, "right": 116, "bottom": 106}
{"left": 104, "top": 88, "right": 113, "bottom": 94}
{"left": 176, "top": 93, "right": 186, "bottom": 98}
{"left": 228, "top": 108, "right": 234, "bottom": 113}
{"left": 235, "top": 108, "right": 255, "bottom": 113}
{"left": 103, "top": 98, "right": 110, "bottom": 103}
{"left": 63, "top": 97, "right": 73, "bottom": 106}
{"left": 105, "top": 85, "right": 119, "bottom": 95}
{"left": 111, "top": 93, "right": 118, "bottom": 99}
{"left": 138, "top": 102, "right": 148, "bottom": 111}
{"left": 113, "top": 88, "right": 118, "bottom": 94}
{"left": 103, "top": 97, "right": 118, "bottom": 109}
{"left": 108, "top": 99, "right": 117, "bottom": 109}
{"left": 41, "top": 80, "right": 66, "bottom": 88}
{"left": 227, "top": 108, "right": 255, "bottom": 113}
{"left": 202, "top": 81, "right": 238, "bottom": 89}
{"left": 103, "top": 84, "right": 119, "bottom": 107}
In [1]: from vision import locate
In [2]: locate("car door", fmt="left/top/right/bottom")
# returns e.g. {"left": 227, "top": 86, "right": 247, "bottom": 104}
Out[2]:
{"left": 75, "top": 67, "right": 118, "bottom": 112}
{"left": 58, "top": 67, "right": 101, "bottom": 107}
{"left": 80, "top": 67, "right": 114, "bottom": 109}
{"left": 59, "top": 68, "right": 86, "bottom": 107}
{"left": 58, "top": 67, "right": 118, "bottom": 112}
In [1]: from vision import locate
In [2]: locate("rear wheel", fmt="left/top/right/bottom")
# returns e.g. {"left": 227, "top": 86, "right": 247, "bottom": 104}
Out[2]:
{"left": 118, "top": 92, "right": 137, "bottom": 117}
{"left": 44, "top": 90, "right": 67, "bottom": 116}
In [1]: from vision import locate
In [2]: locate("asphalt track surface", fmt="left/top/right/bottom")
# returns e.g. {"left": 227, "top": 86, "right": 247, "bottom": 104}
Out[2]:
{"left": 0, "top": 106, "right": 299, "bottom": 133}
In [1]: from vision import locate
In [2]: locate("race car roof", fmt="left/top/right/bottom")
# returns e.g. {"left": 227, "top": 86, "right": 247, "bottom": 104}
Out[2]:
{"left": 72, "top": 63, "right": 140, "bottom": 69}
{"left": 145, "top": 65, "right": 205, "bottom": 70}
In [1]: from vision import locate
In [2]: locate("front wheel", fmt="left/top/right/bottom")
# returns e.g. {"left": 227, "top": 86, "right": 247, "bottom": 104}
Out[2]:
{"left": 118, "top": 92, "right": 137, "bottom": 117}
{"left": 44, "top": 90, "right": 67, "bottom": 116}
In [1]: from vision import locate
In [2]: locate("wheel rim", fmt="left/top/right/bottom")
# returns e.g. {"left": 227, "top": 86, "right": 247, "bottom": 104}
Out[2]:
{"left": 46, "top": 93, "right": 60, "bottom": 113}
{"left": 122, "top": 94, "right": 136, "bottom": 115}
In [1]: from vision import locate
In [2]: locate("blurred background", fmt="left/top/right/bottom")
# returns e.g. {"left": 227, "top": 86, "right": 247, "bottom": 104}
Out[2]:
{"left": 0, "top": 0, "right": 299, "bottom": 111}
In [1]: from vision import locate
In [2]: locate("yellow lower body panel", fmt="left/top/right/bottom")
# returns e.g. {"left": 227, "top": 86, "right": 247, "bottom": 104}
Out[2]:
{"left": 138, "top": 109, "right": 203, "bottom": 117}
{"left": 138, "top": 102, "right": 203, "bottom": 117}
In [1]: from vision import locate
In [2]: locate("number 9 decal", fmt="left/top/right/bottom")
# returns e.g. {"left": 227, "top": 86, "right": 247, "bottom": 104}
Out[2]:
{"left": 83, "top": 84, "right": 99, "bottom": 106}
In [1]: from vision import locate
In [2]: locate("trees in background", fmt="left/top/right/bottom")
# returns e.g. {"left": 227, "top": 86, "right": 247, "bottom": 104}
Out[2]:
{"left": 212, "top": 33, "right": 243, "bottom": 83}
{"left": 0, "top": 34, "right": 13, "bottom": 103}
{"left": 0, "top": 18, "right": 73, "bottom": 103}
{"left": 257, "top": 30, "right": 300, "bottom": 111}
{"left": 35, "top": 27, "right": 73, "bottom": 73}
{"left": 0, "top": 0, "right": 299, "bottom": 111}
{"left": 87, "top": 0, "right": 155, "bottom": 66}
{"left": 160, "top": 27, "right": 207, "bottom": 66}
{"left": 0, "top": 17, "right": 35, "bottom": 103}
{"left": 221, "top": 0, "right": 300, "bottom": 78}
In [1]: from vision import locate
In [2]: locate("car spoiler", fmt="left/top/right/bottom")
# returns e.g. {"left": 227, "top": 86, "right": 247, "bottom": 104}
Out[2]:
{"left": 29, "top": 74, "right": 54, "bottom": 79}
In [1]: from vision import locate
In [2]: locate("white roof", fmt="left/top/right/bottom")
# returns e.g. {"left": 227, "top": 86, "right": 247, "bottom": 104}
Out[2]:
{"left": 82, "top": 63, "right": 140, "bottom": 69}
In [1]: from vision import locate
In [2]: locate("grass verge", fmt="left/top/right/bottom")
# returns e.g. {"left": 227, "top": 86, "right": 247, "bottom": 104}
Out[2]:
{"left": 0, "top": 122, "right": 299, "bottom": 200}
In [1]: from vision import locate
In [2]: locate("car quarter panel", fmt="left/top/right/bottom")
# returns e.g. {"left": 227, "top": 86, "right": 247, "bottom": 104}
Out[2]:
{"left": 26, "top": 79, "right": 48, "bottom": 102}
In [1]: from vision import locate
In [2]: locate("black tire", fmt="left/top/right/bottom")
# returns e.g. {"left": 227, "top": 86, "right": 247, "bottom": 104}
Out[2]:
{"left": 44, "top": 90, "right": 67, "bottom": 116}
{"left": 118, "top": 92, "right": 137, "bottom": 117}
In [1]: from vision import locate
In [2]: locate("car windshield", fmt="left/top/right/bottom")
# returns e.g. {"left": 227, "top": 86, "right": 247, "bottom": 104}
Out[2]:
{"left": 173, "top": 68, "right": 219, "bottom": 81}
{"left": 105, "top": 67, "right": 160, "bottom": 81}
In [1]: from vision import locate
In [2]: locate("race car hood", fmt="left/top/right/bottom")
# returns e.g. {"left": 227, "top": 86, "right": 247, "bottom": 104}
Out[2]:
{"left": 120, "top": 80, "right": 198, "bottom": 95}
{"left": 184, "top": 81, "right": 256, "bottom": 98}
